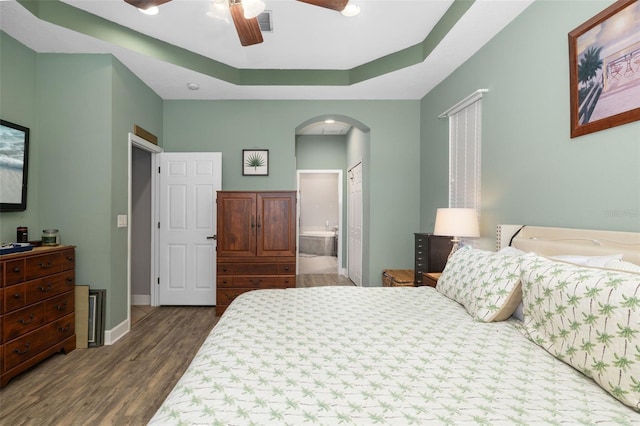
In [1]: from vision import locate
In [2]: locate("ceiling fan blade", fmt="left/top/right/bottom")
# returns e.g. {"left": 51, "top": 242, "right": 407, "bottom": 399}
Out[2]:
{"left": 124, "top": 0, "right": 172, "bottom": 9}
{"left": 229, "top": 3, "right": 264, "bottom": 47}
{"left": 296, "top": 0, "right": 349, "bottom": 12}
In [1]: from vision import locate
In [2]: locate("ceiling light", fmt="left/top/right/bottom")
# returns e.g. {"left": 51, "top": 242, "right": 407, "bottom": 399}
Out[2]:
{"left": 187, "top": 82, "right": 200, "bottom": 91}
{"left": 138, "top": 6, "right": 159, "bottom": 15}
{"left": 324, "top": 119, "right": 335, "bottom": 124}
{"left": 243, "top": 0, "right": 266, "bottom": 19}
{"left": 341, "top": 4, "right": 360, "bottom": 17}
{"left": 207, "top": 1, "right": 230, "bottom": 23}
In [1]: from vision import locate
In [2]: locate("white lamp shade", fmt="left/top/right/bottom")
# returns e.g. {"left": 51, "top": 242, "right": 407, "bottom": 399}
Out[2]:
{"left": 433, "top": 208, "right": 480, "bottom": 238}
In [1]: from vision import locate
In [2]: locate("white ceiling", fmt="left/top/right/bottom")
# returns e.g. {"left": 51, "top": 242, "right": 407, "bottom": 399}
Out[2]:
{"left": 0, "top": 0, "right": 534, "bottom": 102}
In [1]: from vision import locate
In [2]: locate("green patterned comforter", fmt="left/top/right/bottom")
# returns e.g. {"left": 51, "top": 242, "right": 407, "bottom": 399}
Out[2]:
{"left": 149, "top": 286, "right": 639, "bottom": 425}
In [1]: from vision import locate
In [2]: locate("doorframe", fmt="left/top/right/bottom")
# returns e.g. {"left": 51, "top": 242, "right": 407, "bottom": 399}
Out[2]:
{"left": 127, "top": 133, "right": 163, "bottom": 326}
{"left": 296, "top": 169, "right": 344, "bottom": 275}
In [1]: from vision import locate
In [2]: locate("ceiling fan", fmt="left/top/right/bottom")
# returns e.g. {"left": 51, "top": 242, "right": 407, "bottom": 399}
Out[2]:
{"left": 124, "top": 0, "right": 350, "bottom": 47}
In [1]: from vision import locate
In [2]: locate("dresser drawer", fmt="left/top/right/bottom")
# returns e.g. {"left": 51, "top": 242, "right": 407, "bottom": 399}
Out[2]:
{"left": 25, "top": 271, "right": 75, "bottom": 305}
{"left": 5, "top": 259, "right": 25, "bottom": 286}
{"left": 4, "top": 314, "right": 74, "bottom": 371}
{"left": 218, "top": 263, "right": 278, "bottom": 275}
{"left": 61, "top": 250, "right": 75, "bottom": 271}
{"left": 3, "top": 283, "right": 26, "bottom": 313}
{"left": 25, "top": 253, "right": 64, "bottom": 280}
{"left": 44, "top": 292, "right": 74, "bottom": 322}
{"left": 4, "top": 302, "right": 45, "bottom": 342}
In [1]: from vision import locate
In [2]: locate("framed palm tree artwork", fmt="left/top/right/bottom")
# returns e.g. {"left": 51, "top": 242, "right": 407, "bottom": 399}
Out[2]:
{"left": 242, "top": 149, "right": 269, "bottom": 176}
{"left": 569, "top": 0, "right": 640, "bottom": 138}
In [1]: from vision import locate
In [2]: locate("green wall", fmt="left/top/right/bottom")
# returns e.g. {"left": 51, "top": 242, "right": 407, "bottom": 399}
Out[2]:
{"left": 163, "top": 100, "right": 421, "bottom": 285}
{"left": 1, "top": 33, "right": 163, "bottom": 330}
{"left": 0, "top": 33, "right": 39, "bottom": 239}
{"left": 420, "top": 0, "right": 640, "bottom": 247}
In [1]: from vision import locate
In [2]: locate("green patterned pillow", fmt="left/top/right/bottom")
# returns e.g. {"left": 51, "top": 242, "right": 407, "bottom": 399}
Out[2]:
{"left": 436, "top": 246, "right": 522, "bottom": 322}
{"left": 519, "top": 253, "right": 640, "bottom": 411}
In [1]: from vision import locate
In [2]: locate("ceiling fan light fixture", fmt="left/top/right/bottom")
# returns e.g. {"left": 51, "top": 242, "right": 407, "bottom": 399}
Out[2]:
{"left": 242, "top": 0, "right": 266, "bottom": 20}
{"left": 341, "top": 4, "right": 360, "bottom": 17}
{"left": 138, "top": 6, "right": 159, "bottom": 15}
{"left": 207, "top": 1, "right": 230, "bottom": 22}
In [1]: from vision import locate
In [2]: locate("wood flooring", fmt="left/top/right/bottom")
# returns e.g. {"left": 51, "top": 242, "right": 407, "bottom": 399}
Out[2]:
{"left": 0, "top": 306, "right": 218, "bottom": 425}
{"left": 0, "top": 274, "right": 352, "bottom": 425}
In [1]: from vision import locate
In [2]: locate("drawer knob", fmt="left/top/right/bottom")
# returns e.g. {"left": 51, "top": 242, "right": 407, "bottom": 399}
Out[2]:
{"left": 67, "top": 256, "right": 74, "bottom": 261}
{"left": 13, "top": 267, "right": 21, "bottom": 273}
{"left": 13, "top": 293, "right": 21, "bottom": 299}
{"left": 38, "top": 260, "right": 54, "bottom": 269}
{"left": 18, "top": 313, "right": 36, "bottom": 325}
{"left": 283, "top": 266, "right": 290, "bottom": 271}
{"left": 56, "top": 302, "right": 68, "bottom": 311}
{"left": 58, "top": 324, "right": 72, "bottom": 333}
{"left": 39, "top": 283, "right": 53, "bottom": 292}
{"left": 14, "top": 343, "right": 31, "bottom": 355}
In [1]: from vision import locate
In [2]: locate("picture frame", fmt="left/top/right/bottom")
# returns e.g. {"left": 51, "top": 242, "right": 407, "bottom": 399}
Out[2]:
{"left": 0, "top": 119, "right": 30, "bottom": 211}
{"left": 88, "top": 289, "right": 106, "bottom": 347}
{"left": 242, "top": 149, "right": 269, "bottom": 176}
{"left": 568, "top": 0, "right": 640, "bottom": 138}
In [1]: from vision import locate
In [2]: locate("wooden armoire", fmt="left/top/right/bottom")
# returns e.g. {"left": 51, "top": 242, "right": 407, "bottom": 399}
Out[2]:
{"left": 216, "top": 191, "right": 296, "bottom": 315}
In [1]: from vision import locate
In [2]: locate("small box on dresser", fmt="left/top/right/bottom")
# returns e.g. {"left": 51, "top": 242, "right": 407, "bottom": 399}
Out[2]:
{"left": 0, "top": 245, "right": 76, "bottom": 387}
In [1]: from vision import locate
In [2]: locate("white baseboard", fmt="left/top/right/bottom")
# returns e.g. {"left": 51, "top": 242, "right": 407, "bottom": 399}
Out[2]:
{"left": 105, "top": 318, "right": 129, "bottom": 346}
{"left": 132, "top": 294, "right": 151, "bottom": 306}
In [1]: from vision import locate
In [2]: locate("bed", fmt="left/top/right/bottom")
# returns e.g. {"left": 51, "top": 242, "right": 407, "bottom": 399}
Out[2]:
{"left": 149, "top": 226, "right": 640, "bottom": 425}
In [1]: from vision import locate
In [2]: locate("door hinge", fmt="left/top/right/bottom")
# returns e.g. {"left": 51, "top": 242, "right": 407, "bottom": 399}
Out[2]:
{"left": 157, "top": 277, "right": 160, "bottom": 285}
{"left": 157, "top": 222, "right": 160, "bottom": 229}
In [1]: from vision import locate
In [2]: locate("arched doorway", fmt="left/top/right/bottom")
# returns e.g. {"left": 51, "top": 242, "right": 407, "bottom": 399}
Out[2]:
{"left": 294, "top": 115, "right": 370, "bottom": 287}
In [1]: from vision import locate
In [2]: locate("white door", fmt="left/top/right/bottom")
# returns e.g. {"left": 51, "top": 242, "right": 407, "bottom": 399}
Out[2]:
{"left": 159, "top": 152, "right": 222, "bottom": 305}
{"left": 347, "top": 162, "right": 363, "bottom": 286}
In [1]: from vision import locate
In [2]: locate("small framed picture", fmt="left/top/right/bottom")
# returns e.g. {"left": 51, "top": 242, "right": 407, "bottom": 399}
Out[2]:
{"left": 242, "top": 149, "right": 269, "bottom": 176}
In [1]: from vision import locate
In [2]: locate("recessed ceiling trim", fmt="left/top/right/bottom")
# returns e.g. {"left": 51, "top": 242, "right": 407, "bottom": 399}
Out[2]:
{"left": 16, "top": 0, "right": 474, "bottom": 87}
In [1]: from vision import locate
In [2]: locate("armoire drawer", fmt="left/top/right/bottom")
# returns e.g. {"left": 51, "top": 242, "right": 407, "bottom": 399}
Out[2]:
{"left": 218, "top": 263, "right": 279, "bottom": 275}
{"left": 227, "top": 276, "right": 284, "bottom": 289}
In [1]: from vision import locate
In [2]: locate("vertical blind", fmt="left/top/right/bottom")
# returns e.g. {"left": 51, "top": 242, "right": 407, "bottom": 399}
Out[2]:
{"left": 448, "top": 100, "right": 481, "bottom": 209}
{"left": 439, "top": 89, "right": 486, "bottom": 211}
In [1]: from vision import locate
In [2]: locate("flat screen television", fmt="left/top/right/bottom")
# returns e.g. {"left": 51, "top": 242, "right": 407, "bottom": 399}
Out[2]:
{"left": 0, "top": 119, "right": 30, "bottom": 212}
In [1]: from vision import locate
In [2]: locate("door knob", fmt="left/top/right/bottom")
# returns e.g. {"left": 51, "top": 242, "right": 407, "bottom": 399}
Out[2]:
{"left": 207, "top": 235, "right": 217, "bottom": 240}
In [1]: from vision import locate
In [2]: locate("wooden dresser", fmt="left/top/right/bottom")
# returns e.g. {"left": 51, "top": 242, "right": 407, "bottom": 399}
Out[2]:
{"left": 216, "top": 191, "right": 296, "bottom": 316}
{"left": 0, "top": 245, "right": 76, "bottom": 387}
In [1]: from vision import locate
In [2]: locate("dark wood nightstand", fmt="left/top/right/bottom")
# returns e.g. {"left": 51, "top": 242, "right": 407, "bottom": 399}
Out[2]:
{"left": 421, "top": 272, "right": 441, "bottom": 288}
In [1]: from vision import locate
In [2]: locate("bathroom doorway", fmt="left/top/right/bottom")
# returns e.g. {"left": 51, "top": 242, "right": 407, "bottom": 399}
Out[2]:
{"left": 297, "top": 170, "right": 342, "bottom": 276}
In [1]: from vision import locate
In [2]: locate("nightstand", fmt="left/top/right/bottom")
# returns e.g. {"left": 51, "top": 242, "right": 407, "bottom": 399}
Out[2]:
{"left": 422, "top": 272, "right": 441, "bottom": 288}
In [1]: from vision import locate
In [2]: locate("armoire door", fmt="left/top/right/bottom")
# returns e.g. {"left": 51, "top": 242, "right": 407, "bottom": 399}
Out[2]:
{"left": 216, "top": 192, "right": 257, "bottom": 257}
{"left": 256, "top": 192, "right": 297, "bottom": 257}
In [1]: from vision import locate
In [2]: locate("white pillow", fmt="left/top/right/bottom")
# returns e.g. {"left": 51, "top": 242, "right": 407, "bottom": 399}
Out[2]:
{"left": 437, "top": 246, "right": 522, "bottom": 322}
{"left": 604, "top": 259, "right": 640, "bottom": 273}
{"left": 519, "top": 253, "right": 640, "bottom": 411}
{"left": 498, "top": 246, "right": 527, "bottom": 256}
{"left": 550, "top": 253, "right": 623, "bottom": 267}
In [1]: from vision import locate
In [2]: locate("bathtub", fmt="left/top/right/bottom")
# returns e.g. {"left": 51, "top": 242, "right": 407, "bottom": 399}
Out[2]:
{"left": 299, "top": 231, "right": 337, "bottom": 256}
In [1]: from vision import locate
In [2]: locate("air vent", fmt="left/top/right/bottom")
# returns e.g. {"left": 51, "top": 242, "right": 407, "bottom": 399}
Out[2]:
{"left": 257, "top": 10, "right": 272, "bottom": 32}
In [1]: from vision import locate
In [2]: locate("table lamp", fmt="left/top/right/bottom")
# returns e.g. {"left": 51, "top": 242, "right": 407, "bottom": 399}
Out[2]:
{"left": 433, "top": 208, "right": 480, "bottom": 258}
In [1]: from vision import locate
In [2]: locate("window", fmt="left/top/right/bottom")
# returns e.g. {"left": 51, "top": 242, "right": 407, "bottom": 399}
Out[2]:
{"left": 439, "top": 89, "right": 486, "bottom": 211}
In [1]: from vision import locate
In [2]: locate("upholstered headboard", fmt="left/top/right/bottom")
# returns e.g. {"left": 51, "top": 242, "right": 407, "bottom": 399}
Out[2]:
{"left": 498, "top": 225, "right": 640, "bottom": 266}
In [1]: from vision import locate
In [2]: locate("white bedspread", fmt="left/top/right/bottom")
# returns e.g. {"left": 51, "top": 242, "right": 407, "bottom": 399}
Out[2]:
{"left": 149, "top": 286, "right": 640, "bottom": 425}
